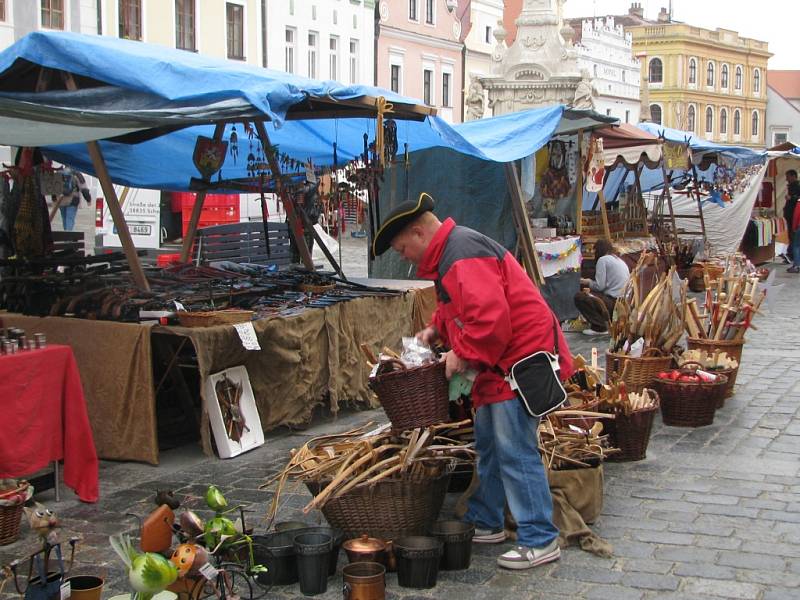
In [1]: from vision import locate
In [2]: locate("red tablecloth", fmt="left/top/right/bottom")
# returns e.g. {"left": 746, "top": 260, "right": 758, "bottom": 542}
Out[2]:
{"left": 0, "top": 345, "right": 99, "bottom": 502}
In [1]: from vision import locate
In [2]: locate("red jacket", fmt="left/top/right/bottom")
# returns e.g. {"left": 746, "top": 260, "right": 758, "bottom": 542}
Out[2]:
{"left": 417, "top": 218, "right": 573, "bottom": 408}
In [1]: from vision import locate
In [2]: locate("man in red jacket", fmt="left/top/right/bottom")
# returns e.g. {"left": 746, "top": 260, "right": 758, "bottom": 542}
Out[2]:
{"left": 373, "top": 193, "right": 573, "bottom": 570}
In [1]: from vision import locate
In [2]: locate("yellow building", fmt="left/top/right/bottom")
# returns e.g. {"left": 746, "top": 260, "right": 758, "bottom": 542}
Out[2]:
{"left": 624, "top": 9, "right": 771, "bottom": 148}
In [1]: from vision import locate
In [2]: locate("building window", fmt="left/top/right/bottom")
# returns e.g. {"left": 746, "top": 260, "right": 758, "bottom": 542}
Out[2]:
{"left": 733, "top": 109, "right": 741, "bottom": 135}
{"left": 307, "top": 32, "right": 318, "bottom": 79}
{"left": 329, "top": 36, "right": 338, "bottom": 81}
{"left": 735, "top": 66, "right": 742, "bottom": 90}
{"left": 333, "top": 10, "right": 337, "bottom": 24}
{"left": 625, "top": 109, "right": 630, "bottom": 123}
{"left": 721, "top": 64, "right": 728, "bottom": 88}
{"left": 0, "top": 0, "right": 6, "bottom": 21}
{"left": 774, "top": 132, "right": 789, "bottom": 146}
{"left": 175, "top": 0, "right": 196, "bottom": 51}
{"left": 650, "top": 104, "right": 662, "bottom": 125}
{"left": 442, "top": 72, "right": 451, "bottom": 107}
{"left": 753, "top": 69, "right": 761, "bottom": 94}
{"left": 485, "top": 26, "right": 492, "bottom": 43}
{"left": 720, "top": 108, "right": 728, "bottom": 134}
{"left": 312, "top": 4, "right": 316, "bottom": 20}
{"left": 349, "top": 40, "right": 358, "bottom": 84}
{"left": 119, "top": 0, "right": 142, "bottom": 39}
{"left": 423, "top": 69, "right": 433, "bottom": 105}
{"left": 687, "top": 104, "right": 696, "bottom": 132}
{"left": 622, "top": 70, "right": 626, "bottom": 83}
{"left": 648, "top": 58, "right": 663, "bottom": 84}
{"left": 425, "top": 0, "right": 434, "bottom": 24}
{"left": 41, "top": 0, "right": 65, "bottom": 29}
{"left": 226, "top": 3, "right": 244, "bottom": 59}
{"left": 285, "top": 28, "right": 296, "bottom": 73}
{"left": 705, "top": 107, "right": 713, "bottom": 133}
{"left": 390, "top": 64, "right": 401, "bottom": 93}
{"left": 408, "top": 0, "right": 417, "bottom": 21}
{"left": 289, "top": 0, "right": 294, "bottom": 15}
{"left": 706, "top": 61, "right": 715, "bottom": 87}
{"left": 751, "top": 111, "right": 759, "bottom": 137}
{"left": 688, "top": 58, "right": 696, "bottom": 84}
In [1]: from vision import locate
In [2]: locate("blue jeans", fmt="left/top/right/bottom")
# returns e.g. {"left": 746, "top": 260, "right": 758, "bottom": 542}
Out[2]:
{"left": 465, "top": 398, "right": 559, "bottom": 548}
{"left": 792, "top": 229, "right": 800, "bottom": 266}
{"left": 60, "top": 205, "right": 77, "bottom": 231}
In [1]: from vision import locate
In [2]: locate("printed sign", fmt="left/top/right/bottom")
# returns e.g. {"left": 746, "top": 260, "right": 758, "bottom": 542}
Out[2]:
{"left": 233, "top": 321, "right": 261, "bottom": 350}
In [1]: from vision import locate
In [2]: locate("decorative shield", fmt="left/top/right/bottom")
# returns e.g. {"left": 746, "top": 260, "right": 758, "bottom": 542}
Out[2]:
{"left": 192, "top": 136, "right": 228, "bottom": 180}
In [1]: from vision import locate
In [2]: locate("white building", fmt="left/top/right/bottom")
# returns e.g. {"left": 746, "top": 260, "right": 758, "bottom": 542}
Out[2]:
{"left": 766, "top": 71, "right": 800, "bottom": 147}
{"left": 266, "top": 0, "right": 375, "bottom": 85}
{"left": 572, "top": 16, "right": 641, "bottom": 123}
{"left": 462, "top": 0, "right": 503, "bottom": 120}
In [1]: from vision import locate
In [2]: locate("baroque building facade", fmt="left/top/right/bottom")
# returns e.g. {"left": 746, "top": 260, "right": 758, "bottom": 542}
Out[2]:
{"left": 619, "top": 5, "right": 771, "bottom": 147}
{"left": 569, "top": 16, "right": 640, "bottom": 124}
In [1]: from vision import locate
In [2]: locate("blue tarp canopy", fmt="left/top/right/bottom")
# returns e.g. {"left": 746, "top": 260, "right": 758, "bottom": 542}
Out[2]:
{"left": 0, "top": 30, "right": 435, "bottom": 147}
{"left": 637, "top": 122, "right": 765, "bottom": 163}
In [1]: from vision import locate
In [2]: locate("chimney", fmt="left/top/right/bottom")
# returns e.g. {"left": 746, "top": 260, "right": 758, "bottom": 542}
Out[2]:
{"left": 628, "top": 2, "right": 644, "bottom": 18}
{"left": 657, "top": 7, "right": 670, "bottom": 22}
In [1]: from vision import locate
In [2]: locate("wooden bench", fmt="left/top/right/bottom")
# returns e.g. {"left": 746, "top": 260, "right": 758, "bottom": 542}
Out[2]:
{"left": 194, "top": 221, "right": 294, "bottom": 268}
{"left": 51, "top": 231, "right": 85, "bottom": 256}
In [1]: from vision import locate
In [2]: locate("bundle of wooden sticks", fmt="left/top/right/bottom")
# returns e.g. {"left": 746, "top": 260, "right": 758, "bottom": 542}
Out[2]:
{"left": 684, "top": 271, "right": 765, "bottom": 341}
{"left": 263, "top": 421, "right": 474, "bottom": 521}
{"left": 539, "top": 411, "right": 618, "bottom": 470}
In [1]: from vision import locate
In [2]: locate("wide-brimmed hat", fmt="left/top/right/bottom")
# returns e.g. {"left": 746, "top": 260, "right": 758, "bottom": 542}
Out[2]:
{"left": 371, "top": 192, "right": 435, "bottom": 258}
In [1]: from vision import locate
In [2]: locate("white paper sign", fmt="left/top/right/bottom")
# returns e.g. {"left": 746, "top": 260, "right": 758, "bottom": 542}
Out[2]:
{"left": 233, "top": 321, "right": 261, "bottom": 350}
{"left": 60, "top": 582, "right": 71, "bottom": 600}
{"left": 174, "top": 300, "right": 186, "bottom": 312}
{"left": 199, "top": 562, "right": 219, "bottom": 580}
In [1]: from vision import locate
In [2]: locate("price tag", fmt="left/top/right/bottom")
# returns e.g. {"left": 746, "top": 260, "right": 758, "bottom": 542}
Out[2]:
{"left": 233, "top": 321, "right": 261, "bottom": 350}
{"left": 60, "top": 582, "right": 71, "bottom": 600}
{"left": 174, "top": 300, "right": 186, "bottom": 312}
{"left": 591, "top": 347, "right": 598, "bottom": 370}
{"left": 199, "top": 562, "right": 219, "bottom": 580}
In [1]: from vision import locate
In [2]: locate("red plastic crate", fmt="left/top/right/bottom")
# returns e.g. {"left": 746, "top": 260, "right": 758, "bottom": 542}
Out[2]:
{"left": 157, "top": 253, "right": 182, "bottom": 266}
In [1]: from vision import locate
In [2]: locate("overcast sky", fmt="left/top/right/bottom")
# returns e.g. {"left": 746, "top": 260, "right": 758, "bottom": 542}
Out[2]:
{"left": 562, "top": 0, "right": 799, "bottom": 70}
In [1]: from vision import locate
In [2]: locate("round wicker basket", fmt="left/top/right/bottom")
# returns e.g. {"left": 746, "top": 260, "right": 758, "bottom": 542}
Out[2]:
{"left": 176, "top": 309, "right": 255, "bottom": 327}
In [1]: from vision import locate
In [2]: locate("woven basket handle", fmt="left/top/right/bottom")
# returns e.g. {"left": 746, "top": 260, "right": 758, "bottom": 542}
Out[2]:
{"left": 381, "top": 358, "right": 407, "bottom": 371}
{"left": 678, "top": 361, "right": 705, "bottom": 371}
{"left": 642, "top": 347, "right": 665, "bottom": 357}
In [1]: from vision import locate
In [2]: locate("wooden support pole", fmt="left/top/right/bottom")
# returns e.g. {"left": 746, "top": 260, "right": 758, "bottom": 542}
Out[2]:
{"left": 505, "top": 162, "right": 545, "bottom": 286}
{"left": 61, "top": 71, "right": 149, "bottom": 290}
{"left": 180, "top": 122, "right": 225, "bottom": 263}
{"left": 86, "top": 141, "right": 150, "bottom": 290}
{"left": 576, "top": 129, "right": 584, "bottom": 235}
{"left": 253, "top": 119, "right": 316, "bottom": 271}
{"left": 597, "top": 188, "right": 612, "bottom": 240}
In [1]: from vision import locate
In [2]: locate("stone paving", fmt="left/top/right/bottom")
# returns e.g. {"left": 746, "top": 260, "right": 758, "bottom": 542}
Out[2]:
{"left": 2, "top": 255, "right": 799, "bottom": 600}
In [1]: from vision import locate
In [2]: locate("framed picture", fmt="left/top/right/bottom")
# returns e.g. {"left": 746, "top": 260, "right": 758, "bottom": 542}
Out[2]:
{"left": 203, "top": 366, "right": 264, "bottom": 459}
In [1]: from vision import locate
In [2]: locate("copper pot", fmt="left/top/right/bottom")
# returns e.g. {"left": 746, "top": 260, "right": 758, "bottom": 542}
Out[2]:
{"left": 342, "top": 535, "right": 387, "bottom": 565}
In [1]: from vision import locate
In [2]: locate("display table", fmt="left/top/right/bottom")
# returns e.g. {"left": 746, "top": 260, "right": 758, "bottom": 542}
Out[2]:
{"left": 0, "top": 285, "right": 431, "bottom": 464}
{"left": 0, "top": 345, "right": 99, "bottom": 502}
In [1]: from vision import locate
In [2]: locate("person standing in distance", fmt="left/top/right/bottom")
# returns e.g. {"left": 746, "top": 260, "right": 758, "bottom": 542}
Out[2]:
{"left": 372, "top": 192, "right": 573, "bottom": 570}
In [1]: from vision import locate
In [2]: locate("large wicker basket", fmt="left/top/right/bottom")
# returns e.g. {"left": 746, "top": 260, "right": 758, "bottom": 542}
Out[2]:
{"left": 0, "top": 482, "right": 29, "bottom": 546}
{"left": 604, "top": 394, "right": 660, "bottom": 462}
{"left": 652, "top": 369, "right": 728, "bottom": 427}
{"left": 605, "top": 350, "right": 674, "bottom": 393}
{"left": 369, "top": 361, "right": 449, "bottom": 431}
{"left": 306, "top": 471, "right": 451, "bottom": 540}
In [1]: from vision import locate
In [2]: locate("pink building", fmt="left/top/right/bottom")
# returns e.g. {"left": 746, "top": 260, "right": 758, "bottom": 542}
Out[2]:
{"left": 376, "top": 0, "right": 468, "bottom": 123}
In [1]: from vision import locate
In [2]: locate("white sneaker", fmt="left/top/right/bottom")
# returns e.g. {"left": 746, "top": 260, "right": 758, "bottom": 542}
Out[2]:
{"left": 497, "top": 539, "right": 561, "bottom": 570}
{"left": 581, "top": 328, "right": 608, "bottom": 336}
{"left": 472, "top": 527, "right": 508, "bottom": 544}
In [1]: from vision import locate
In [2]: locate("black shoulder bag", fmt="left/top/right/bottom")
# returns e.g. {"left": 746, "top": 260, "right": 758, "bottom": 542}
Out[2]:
{"left": 505, "top": 316, "right": 567, "bottom": 418}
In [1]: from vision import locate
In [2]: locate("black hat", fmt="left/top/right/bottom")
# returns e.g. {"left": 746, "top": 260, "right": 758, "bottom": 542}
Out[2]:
{"left": 372, "top": 192, "right": 435, "bottom": 258}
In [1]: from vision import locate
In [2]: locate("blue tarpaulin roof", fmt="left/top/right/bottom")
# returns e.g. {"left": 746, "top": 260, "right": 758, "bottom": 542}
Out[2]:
{"left": 637, "top": 122, "right": 765, "bottom": 163}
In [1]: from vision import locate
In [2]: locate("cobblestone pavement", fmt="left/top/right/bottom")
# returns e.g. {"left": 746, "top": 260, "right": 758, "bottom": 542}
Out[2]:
{"left": 2, "top": 257, "right": 799, "bottom": 600}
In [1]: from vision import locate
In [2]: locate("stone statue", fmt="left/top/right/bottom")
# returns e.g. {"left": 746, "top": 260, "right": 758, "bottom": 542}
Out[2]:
{"left": 572, "top": 70, "right": 597, "bottom": 110}
{"left": 466, "top": 76, "right": 485, "bottom": 121}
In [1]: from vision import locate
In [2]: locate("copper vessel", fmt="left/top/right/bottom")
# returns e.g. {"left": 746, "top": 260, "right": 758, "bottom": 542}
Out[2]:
{"left": 342, "top": 562, "right": 385, "bottom": 600}
{"left": 342, "top": 535, "right": 387, "bottom": 565}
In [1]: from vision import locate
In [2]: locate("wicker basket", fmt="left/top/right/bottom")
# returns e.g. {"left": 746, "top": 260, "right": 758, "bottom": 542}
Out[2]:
{"left": 369, "top": 361, "right": 449, "bottom": 431}
{"left": 0, "top": 482, "right": 29, "bottom": 546}
{"left": 652, "top": 368, "right": 728, "bottom": 427}
{"left": 176, "top": 309, "right": 255, "bottom": 327}
{"left": 306, "top": 471, "right": 451, "bottom": 540}
{"left": 686, "top": 338, "right": 745, "bottom": 364}
{"left": 604, "top": 395, "right": 660, "bottom": 462}
{"left": 605, "top": 350, "right": 674, "bottom": 393}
